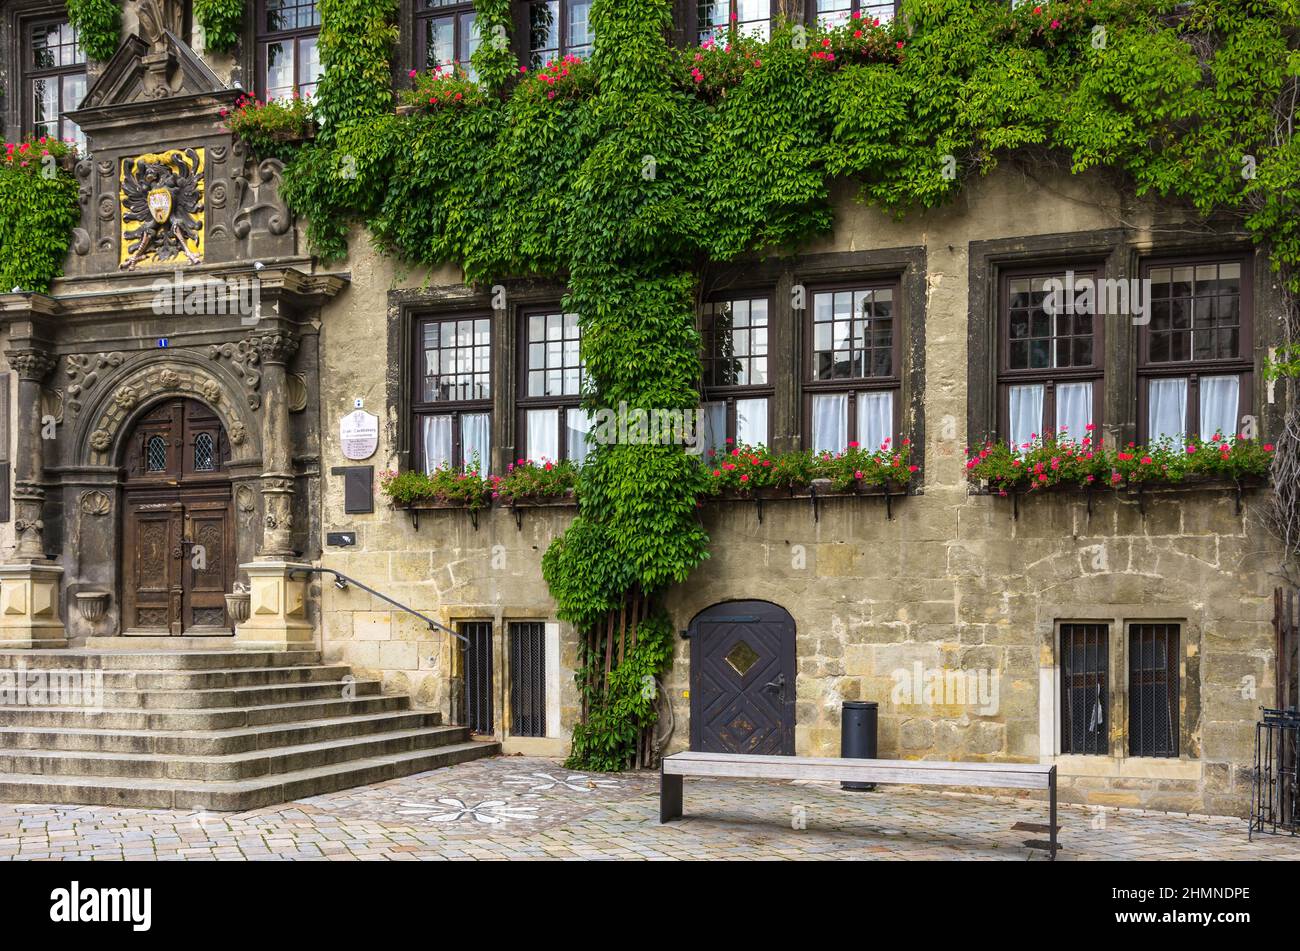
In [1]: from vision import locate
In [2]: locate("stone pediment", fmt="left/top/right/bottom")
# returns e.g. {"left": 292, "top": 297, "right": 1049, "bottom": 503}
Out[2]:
{"left": 69, "top": 31, "right": 234, "bottom": 129}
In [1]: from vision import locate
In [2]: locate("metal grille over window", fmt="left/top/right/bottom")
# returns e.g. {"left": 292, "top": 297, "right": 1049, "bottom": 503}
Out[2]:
{"left": 146, "top": 436, "right": 167, "bottom": 472}
{"left": 1129, "top": 623, "right": 1180, "bottom": 757}
{"left": 510, "top": 622, "right": 547, "bottom": 738}
{"left": 460, "top": 621, "right": 493, "bottom": 735}
{"left": 1060, "top": 623, "right": 1108, "bottom": 755}
{"left": 193, "top": 433, "right": 216, "bottom": 472}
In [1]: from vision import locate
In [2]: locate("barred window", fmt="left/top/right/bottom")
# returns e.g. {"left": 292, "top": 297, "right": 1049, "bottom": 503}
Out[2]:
{"left": 1060, "top": 623, "right": 1108, "bottom": 755}
{"left": 1129, "top": 623, "right": 1180, "bottom": 758}
{"left": 509, "top": 622, "right": 547, "bottom": 738}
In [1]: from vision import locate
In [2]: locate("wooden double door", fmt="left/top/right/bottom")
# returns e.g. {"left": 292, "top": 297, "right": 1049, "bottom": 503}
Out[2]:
{"left": 122, "top": 399, "right": 236, "bottom": 635}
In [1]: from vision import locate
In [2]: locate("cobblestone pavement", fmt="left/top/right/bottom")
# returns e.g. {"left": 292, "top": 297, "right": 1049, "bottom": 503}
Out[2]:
{"left": 0, "top": 756, "right": 1295, "bottom": 860}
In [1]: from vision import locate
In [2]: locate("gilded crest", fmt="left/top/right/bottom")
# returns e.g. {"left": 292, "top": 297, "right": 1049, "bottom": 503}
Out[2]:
{"left": 119, "top": 148, "right": 205, "bottom": 270}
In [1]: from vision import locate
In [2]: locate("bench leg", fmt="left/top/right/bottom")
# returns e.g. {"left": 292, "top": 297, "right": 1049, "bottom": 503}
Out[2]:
{"left": 660, "top": 771, "right": 683, "bottom": 823}
{"left": 1049, "top": 768, "right": 1058, "bottom": 861}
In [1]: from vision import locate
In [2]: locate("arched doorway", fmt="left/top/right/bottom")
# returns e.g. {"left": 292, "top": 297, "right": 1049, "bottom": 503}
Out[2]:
{"left": 689, "top": 600, "right": 796, "bottom": 755}
{"left": 120, "top": 398, "right": 236, "bottom": 635}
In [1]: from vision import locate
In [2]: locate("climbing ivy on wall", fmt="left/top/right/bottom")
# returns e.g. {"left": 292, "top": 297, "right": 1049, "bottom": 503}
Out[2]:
{"left": 0, "top": 141, "right": 81, "bottom": 294}
{"left": 194, "top": 0, "right": 244, "bottom": 55}
{"left": 66, "top": 0, "right": 121, "bottom": 62}
{"left": 278, "top": 0, "right": 1300, "bottom": 768}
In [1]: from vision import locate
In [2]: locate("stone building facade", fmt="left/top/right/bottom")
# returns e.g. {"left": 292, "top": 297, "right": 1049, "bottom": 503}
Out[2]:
{"left": 0, "top": 0, "right": 1287, "bottom": 816}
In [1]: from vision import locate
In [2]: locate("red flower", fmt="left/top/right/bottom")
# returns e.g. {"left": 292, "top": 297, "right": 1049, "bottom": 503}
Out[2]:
{"left": 1265, "top": 444, "right": 1276, "bottom": 452}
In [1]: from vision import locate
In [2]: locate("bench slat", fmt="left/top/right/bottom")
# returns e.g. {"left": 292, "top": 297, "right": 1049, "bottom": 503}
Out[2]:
{"left": 663, "top": 752, "right": 1052, "bottom": 790}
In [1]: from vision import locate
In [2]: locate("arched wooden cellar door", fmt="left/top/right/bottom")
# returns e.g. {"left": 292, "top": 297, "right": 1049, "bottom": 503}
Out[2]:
{"left": 121, "top": 398, "right": 235, "bottom": 635}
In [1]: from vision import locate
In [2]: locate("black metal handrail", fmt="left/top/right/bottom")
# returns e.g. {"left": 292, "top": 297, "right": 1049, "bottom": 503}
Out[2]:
{"left": 289, "top": 566, "right": 469, "bottom": 647}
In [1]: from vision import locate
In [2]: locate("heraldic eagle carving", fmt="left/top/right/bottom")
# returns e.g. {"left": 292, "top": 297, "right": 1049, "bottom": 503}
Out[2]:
{"left": 120, "top": 147, "right": 205, "bottom": 270}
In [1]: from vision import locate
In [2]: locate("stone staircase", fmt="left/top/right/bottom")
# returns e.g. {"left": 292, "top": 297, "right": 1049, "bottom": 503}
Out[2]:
{"left": 0, "top": 649, "right": 499, "bottom": 811}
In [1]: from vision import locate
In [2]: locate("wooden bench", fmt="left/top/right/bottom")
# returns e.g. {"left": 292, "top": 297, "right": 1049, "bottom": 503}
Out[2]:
{"left": 660, "top": 751, "right": 1059, "bottom": 858}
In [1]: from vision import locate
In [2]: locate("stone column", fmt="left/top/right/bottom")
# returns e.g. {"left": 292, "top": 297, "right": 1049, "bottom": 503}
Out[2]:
{"left": 0, "top": 347, "right": 66, "bottom": 648}
{"left": 236, "top": 328, "right": 312, "bottom": 650}
{"left": 253, "top": 329, "right": 298, "bottom": 558}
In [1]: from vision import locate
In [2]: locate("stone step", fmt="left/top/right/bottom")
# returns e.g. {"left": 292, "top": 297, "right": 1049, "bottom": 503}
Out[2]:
{"left": 0, "top": 650, "right": 322, "bottom": 671}
{"left": 0, "top": 742, "right": 501, "bottom": 810}
{"left": 99, "top": 664, "right": 353, "bottom": 690}
{"left": 0, "top": 710, "right": 445, "bottom": 755}
{"left": 0, "top": 695, "right": 410, "bottom": 731}
{"left": 97, "top": 679, "right": 382, "bottom": 709}
{"left": 0, "top": 725, "right": 474, "bottom": 781}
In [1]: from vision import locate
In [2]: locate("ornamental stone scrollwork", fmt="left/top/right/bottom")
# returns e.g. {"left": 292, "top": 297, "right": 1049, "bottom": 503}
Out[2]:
{"left": 201, "top": 379, "right": 222, "bottom": 405}
{"left": 7, "top": 349, "right": 58, "bottom": 382}
{"left": 65, "top": 351, "right": 126, "bottom": 417}
{"left": 208, "top": 338, "right": 262, "bottom": 394}
{"left": 90, "top": 430, "right": 112, "bottom": 452}
{"left": 233, "top": 159, "right": 293, "bottom": 239}
{"left": 79, "top": 491, "right": 112, "bottom": 517}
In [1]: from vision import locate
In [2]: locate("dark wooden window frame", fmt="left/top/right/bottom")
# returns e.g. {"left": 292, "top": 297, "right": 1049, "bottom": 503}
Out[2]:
{"left": 805, "top": 0, "right": 900, "bottom": 28}
{"left": 254, "top": 0, "right": 323, "bottom": 101}
{"left": 515, "top": 303, "right": 587, "bottom": 464}
{"left": 414, "top": 0, "right": 479, "bottom": 75}
{"left": 522, "top": 0, "right": 595, "bottom": 67}
{"left": 996, "top": 264, "right": 1105, "bottom": 445}
{"left": 1136, "top": 252, "right": 1254, "bottom": 444}
{"left": 411, "top": 311, "right": 494, "bottom": 473}
{"left": 802, "top": 277, "right": 904, "bottom": 450}
{"left": 22, "top": 13, "right": 86, "bottom": 142}
{"left": 701, "top": 289, "right": 777, "bottom": 449}
{"left": 691, "top": 0, "right": 778, "bottom": 44}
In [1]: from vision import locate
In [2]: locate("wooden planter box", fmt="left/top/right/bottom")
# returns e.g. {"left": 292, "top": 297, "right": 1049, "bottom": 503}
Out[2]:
{"left": 974, "top": 474, "right": 1267, "bottom": 519}
{"left": 707, "top": 478, "right": 913, "bottom": 522}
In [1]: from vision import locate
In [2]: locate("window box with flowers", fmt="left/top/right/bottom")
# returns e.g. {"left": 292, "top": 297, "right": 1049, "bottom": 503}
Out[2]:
{"left": 221, "top": 94, "right": 318, "bottom": 162}
{"left": 966, "top": 430, "right": 1274, "bottom": 518}
{"left": 703, "top": 439, "right": 919, "bottom": 521}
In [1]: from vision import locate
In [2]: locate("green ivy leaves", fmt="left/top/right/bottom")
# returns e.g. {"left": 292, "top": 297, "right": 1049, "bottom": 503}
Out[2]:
{"left": 66, "top": 0, "right": 121, "bottom": 63}
{"left": 194, "top": 0, "right": 244, "bottom": 55}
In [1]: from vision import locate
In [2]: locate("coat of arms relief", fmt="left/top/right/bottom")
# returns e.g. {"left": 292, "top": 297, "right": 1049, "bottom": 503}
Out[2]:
{"left": 119, "top": 147, "right": 205, "bottom": 270}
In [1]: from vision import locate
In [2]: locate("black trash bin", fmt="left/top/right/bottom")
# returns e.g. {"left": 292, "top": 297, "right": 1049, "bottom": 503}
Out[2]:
{"left": 840, "top": 700, "right": 878, "bottom": 791}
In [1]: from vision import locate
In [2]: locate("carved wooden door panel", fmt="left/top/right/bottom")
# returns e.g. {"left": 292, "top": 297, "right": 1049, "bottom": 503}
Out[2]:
{"left": 123, "top": 501, "right": 183, "bottom": 633}
{"left": 121, "top": 398, "right": 234, "bottom": 635}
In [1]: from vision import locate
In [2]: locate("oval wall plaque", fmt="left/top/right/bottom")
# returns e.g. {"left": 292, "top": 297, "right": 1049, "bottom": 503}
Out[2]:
{"left": 340, "top": 409, "right": 379, "bottom": 461}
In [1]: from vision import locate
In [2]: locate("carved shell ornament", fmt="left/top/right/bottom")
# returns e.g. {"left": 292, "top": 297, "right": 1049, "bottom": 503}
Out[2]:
{"left": 202, "top": 379, "right": 222, "bottom": 405}
{"left": 80, "top": 491, "right": 111, "bottom": 517}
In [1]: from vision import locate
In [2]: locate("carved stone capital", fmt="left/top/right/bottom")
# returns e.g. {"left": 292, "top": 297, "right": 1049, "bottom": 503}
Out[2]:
{"left": 253, "top": 331, "right": 299, "bottom": 367}
{"left": 6, "top": 349, "right": 57, "bottom": 382}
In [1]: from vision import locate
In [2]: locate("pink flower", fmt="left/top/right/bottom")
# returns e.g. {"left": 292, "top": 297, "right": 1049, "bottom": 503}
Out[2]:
{"left": 409, "top": 69, "right": 418, "bottom": 78}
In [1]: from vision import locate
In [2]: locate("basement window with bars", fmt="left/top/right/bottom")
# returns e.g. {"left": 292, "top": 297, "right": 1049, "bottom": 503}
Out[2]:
{"left": 1060, "top": 623, "right": 1108, "bottom": 755}
{"left": 1129, "top": 623, "right": 1180, "bottom": 758}
{"left": 460, "top": 620, "right": 493, "bottom": 735}
{"left": 509, "top": 622, "right": 547, "bottom": 737}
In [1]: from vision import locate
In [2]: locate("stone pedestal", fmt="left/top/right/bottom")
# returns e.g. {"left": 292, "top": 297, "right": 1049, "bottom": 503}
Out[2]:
{"left": 234, "top": 561, "right": 315, "bottom": 650}
{"left": 0, "top": 564, "right": 68, "bottom": 649}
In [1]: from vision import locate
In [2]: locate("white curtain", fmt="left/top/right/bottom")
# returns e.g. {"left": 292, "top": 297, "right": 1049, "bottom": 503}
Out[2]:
{"left": 1008, "top": 384, "right": 1044, "bottom": 449}
{"left": 812, "top": 394, "right": 848, "bottom": 453}
{"left": 526, "top": 409, "right": 559, "bottom": 465}
{"left": 566, "top": 408, "right": 592, "bottom": 464}
{"left": 700, "top": 401, "right": 727, "bottom": 457}
{"left": 1148, "top": 378, "right": 1188, "bottom": 443}
{"left": 421, "top": 415, "right": 453, "bottom": 473}
{"left": 856, "top": 391, "right": 893, "bottom": 451}
{"left": 1199, "top": 375, "right": 1240, "bottom": 441}
{"left": 461, "top": 412, "right": 491, "bottom": 472}
{"left": 1055, "top": 381, "right": 1093, "bottom": 444}
{"left": 736, "top": 398, "right": 769, "bottom": 449}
